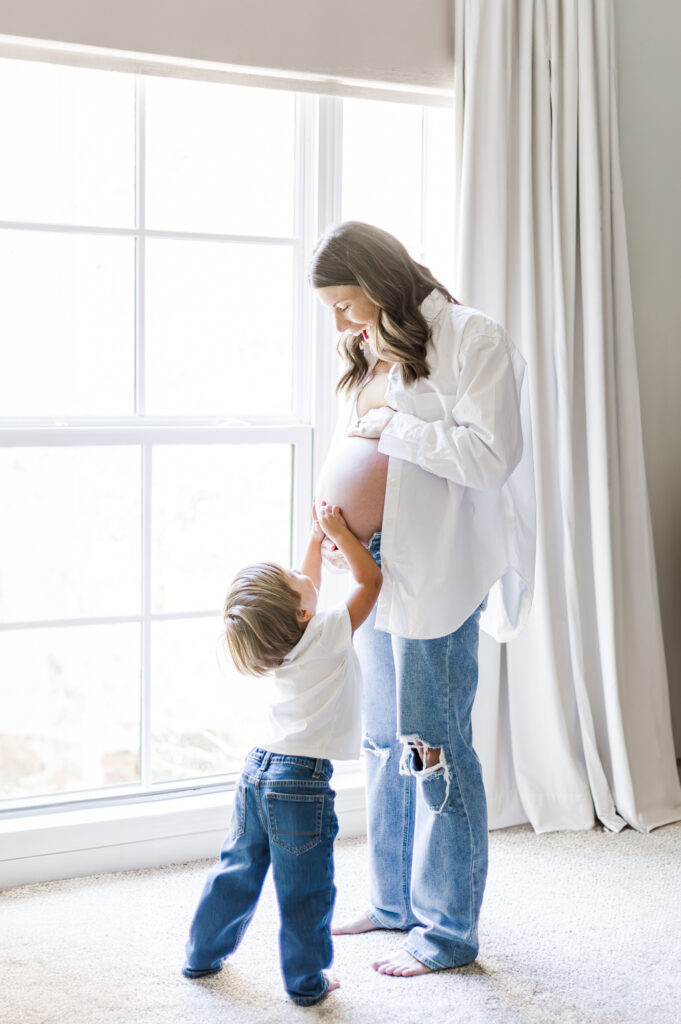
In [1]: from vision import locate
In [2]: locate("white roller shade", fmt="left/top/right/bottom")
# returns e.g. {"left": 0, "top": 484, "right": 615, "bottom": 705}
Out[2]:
{"left": 0, "top": 0, "right": 454, "bottom": 93}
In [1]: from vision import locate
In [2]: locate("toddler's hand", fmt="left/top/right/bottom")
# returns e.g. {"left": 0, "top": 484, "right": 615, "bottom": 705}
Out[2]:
{"left": 347, "top": 406, "right": 394, "bottom": 439}
{"left": 317, "top": 502, "right": 349, "bottom": 543}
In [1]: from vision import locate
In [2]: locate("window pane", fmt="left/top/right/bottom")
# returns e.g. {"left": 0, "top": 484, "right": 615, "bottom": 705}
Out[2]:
{"left": 0, "top": 231, "right": 135, "bottom": 416}
{"left": 342, "top": 98, "right": 423, "bottom": 256}
{"left": 0, "top": 624, "right": 140, "bottom": 800}
{"left": 151, "top": 444, "right": 292, "bottom": 614}
{"left": 0, "top": 448, "right": 141, "bottom": 623}
{"left": 145, "top": 77, "right": 295, "bottom": 236}
{"left": 145, "top": 240, "right": 293, "bottom": 415}
{"left": 151, "top": 617, "right": 266, "bottom": 783}
{"left": 423, "top": 107, "right": 456, "bottom": 291}
{"left": 0, "top": 59, "right": 135, "bottom": 228}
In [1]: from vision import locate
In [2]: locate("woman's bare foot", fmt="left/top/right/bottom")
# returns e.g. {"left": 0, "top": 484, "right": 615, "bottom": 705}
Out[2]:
{"left": 373, "top": 950, "right": 434, "bottom": 977}
{"left": 332, "top": 913, "right": 380, "bottom": 935}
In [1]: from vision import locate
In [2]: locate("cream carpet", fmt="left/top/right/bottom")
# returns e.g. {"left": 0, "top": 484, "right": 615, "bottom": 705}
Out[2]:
{"left": 3, "top": 824, "right": 681, "bottom": 1024}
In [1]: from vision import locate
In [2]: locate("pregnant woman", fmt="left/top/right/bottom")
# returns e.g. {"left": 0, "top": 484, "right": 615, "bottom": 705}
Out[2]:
{"left": 310, "top": 221, "right": 534, "bottom": 977}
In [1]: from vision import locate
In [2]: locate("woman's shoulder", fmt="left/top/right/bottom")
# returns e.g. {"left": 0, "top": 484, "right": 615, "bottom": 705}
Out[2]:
{"left": 422, "top": 296, "right": 516, "bottom": 384}
{"left": 422, "top": 290, "right": 503, "bottom": 335}
{"left": 451, "top": 303, "right": 504, "bottom": 336}
{"left": 426, "top": 295, "right": 506, "bottom": 349}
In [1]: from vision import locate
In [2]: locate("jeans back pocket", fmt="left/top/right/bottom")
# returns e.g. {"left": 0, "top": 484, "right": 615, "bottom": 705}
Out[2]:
{"left": 265, "top": 792, "right": 325, "bottom": 855}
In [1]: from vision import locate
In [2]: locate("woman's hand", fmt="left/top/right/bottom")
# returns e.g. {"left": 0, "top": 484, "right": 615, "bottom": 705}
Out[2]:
{"left": 321, "top": 536, "right": 350, "bottom": 573}
{"left": 347, "top": 406, "right": 395, "bottom": 439}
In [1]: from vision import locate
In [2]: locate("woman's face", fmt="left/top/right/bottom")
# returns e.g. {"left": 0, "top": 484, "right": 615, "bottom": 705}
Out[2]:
{"left": 315, "top": 285, "right": 378, "bottom": 337}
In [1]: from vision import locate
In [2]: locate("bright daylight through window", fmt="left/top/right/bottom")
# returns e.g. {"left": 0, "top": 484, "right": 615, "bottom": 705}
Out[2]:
{"left": 0, "top": 58, "right": 454, "bottom": 810}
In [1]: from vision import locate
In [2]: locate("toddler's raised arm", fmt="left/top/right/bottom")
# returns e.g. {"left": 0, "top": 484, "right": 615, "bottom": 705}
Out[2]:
{"left": 317, "top": 503, "right": 382, "bottom": 633}
{"left": 297, "top": 509, "right": 325, "bottom": 591}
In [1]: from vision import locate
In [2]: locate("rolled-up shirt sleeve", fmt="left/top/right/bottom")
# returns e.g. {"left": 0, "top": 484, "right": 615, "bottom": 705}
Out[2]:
{"left": 378, "top": 329, "right": 524, "bottom": 491}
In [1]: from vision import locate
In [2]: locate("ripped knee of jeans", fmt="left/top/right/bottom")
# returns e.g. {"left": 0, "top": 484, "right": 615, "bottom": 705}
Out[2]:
{"left": 399, "top": 736, "right": 450, "bottom": 814}
{"left": 361, "top": 735, "right": 391, "bottom": 766}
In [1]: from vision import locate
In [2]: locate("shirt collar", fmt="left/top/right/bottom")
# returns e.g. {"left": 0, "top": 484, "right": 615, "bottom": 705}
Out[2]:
{"left": 420, "top": 288, "right": 450, "bottom": 324}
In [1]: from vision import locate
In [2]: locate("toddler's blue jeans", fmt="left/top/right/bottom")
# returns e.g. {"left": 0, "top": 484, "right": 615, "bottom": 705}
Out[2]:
{"left": 184, "top": 749, "right": 338, "bottom": 1005}
{"left": 355, "top": 532, "right": 488, "bottom": 970}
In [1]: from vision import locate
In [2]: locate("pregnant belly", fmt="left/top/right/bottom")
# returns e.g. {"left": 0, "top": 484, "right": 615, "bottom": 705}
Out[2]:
{"left": 315, "top": 436, "right": 388, "bottom": 543}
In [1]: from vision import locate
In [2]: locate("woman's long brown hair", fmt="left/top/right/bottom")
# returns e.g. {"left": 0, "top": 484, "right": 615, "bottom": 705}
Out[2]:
{"left": 309, "top": 221, "right": 457, "bottom": 392}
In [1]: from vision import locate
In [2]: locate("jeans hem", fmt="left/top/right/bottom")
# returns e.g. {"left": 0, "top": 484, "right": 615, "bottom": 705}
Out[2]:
{"left": 401, "top": 941, "right": 477, "bottom": 972}
{"left": 365, "top": 907, "right": 388, "bottom": 929}
{"left": 182, "top": 962, "right": 223, "bottom": 978}
{"left": 288, "top": 973, "right": 330, "bottom": 1006}
{"left": 365, "top": 907, "right": 415, "bottom": 931}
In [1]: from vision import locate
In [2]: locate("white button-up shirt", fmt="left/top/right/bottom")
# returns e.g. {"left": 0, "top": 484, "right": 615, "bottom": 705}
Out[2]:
{"left": 337, "top": 290, "right": 535, "bottom": 642}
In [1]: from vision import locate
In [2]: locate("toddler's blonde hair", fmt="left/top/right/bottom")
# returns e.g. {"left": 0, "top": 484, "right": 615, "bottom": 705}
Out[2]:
{"left": 223, "top": 562, "right": 306, "bottom": 676}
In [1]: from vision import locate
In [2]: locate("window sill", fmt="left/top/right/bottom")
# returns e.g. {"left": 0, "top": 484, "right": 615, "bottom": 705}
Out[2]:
{"left": 0, "top": 766, "right": 366, "bottom": 889}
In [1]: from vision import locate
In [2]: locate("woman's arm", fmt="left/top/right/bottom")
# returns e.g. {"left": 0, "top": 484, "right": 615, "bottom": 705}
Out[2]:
{"left": 378, "top": 328, "right": 526, "bottom": 491}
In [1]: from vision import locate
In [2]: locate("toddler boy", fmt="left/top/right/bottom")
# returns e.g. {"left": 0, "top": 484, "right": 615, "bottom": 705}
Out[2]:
{"left": 182, "top": 503, "right": 381, "bottom": 1005}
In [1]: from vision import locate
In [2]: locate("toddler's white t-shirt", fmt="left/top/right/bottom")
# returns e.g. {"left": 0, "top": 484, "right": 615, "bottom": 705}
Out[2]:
{"left": 264, "top": 605, "right": 362, "bottom": 760}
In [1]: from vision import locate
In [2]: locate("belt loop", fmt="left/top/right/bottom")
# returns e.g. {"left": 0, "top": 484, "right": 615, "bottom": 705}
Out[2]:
{"left": 313, "top": 758, "right": 325, "bottom": 778}
{"left": 260, "top": 750, "right": 272, "bottom": 774}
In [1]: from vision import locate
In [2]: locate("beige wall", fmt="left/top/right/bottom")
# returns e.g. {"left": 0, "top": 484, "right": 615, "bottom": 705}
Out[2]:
{"left": 615, "top": 0, "right": 681, "bottom": 753}
{"left": 1, "top": 0, "right": 679, "bottom": 751}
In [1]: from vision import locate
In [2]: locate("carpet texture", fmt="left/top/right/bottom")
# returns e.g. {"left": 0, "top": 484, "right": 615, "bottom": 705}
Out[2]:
{"left": 2, "top": 823, "right": 681, "bottom": 1024}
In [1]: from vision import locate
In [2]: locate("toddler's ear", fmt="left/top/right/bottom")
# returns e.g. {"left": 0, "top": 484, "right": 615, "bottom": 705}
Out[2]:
{"left": 297, "top": 608, "right": 314, "bottom": 625}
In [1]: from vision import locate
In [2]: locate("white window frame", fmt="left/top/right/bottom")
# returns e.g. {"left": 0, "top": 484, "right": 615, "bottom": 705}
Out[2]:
{"left": 0, "top": 77, "right": 320, "bottom": 810}
{"left": 0, "top": 53, "right": 453, "bottom": 886}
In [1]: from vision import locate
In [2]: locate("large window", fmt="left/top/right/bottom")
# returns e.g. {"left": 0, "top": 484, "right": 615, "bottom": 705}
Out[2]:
{"left": 0, "top": 58, "right": 454, "bottom": 811}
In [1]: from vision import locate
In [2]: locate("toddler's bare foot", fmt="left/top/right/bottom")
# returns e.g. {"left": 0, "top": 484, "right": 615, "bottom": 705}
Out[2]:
{"left": 373, "top": 950, "right": 434, "bottom": 977}
{"left": 332, "top": 913, "right": 379, "bottom": 935}
{"left": 325, "top": 977, "right": 340, "bottom": 997}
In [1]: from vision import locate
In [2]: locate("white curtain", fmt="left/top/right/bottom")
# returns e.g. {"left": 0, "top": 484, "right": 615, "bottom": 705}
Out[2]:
{"left": 456, "top": 0, "right": 681, "bottom": 832}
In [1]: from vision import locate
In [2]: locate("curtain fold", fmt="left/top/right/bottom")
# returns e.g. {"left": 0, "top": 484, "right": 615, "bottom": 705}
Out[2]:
{"left": 456, "top": 0, "right": 681, "bottom": 832}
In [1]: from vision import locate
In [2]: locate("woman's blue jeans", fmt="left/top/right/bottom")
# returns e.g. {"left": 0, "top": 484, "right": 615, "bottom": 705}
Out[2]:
{"left": 354, "top": 533, "right": 488, "bottom": 970}
{"left": 184, "top": 749, "right": 338, "bottom": 1006}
